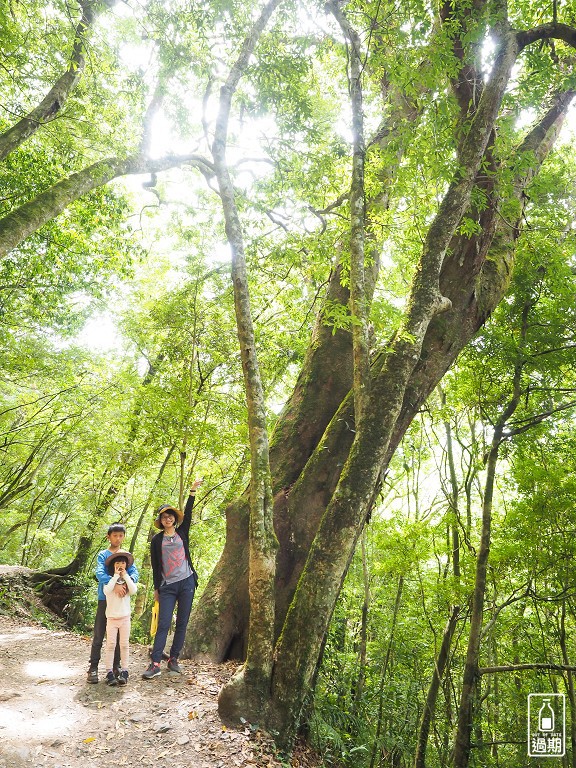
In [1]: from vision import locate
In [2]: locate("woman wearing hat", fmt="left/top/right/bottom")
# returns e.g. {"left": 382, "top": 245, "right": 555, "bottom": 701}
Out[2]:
{"left": 142, "top": 478, "right": 203, "bottom": 679}
{"left": 103, "top": 550, "right": 137, "bottom": 686}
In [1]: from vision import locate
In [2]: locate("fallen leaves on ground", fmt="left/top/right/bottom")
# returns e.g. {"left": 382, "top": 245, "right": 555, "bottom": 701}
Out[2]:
{"left": 0, "top": 614, "right": 327, "bottom": 768}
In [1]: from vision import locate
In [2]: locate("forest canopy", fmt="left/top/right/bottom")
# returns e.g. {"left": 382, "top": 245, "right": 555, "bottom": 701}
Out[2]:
{"left": 2, "top": 0, "right": 576, "bottom": 765}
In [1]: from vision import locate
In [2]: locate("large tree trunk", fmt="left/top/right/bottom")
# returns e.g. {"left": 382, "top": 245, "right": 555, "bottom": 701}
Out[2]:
{"left": 182, "top": 264, "right": 355, "bottom": 659}
{"left": 185, "top": 87, "right": 574, "bottom": 666}
{"left": 193, "top": 49, "right": 576, "bottom": 753}
{"left": 210, "top": 0, "right": 282, "bottom": 722}
{"left": 183, "top": 5, "right": 575, "bottom": 747}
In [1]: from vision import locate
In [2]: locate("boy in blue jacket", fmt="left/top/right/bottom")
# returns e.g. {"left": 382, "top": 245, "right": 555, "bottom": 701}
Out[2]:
{"left": 87, "top": 523, "right": 139, "bottom": 684}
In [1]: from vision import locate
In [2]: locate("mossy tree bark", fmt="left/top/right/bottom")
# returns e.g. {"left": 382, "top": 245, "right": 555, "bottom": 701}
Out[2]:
{"left": 330, "top": 1, "right": 370, "bottom": 422}
{"left": 181, "top": 260, "right": 356, "bottom": 660}
{"left": 210, "top": 0, "right": 282, "bottom": 723}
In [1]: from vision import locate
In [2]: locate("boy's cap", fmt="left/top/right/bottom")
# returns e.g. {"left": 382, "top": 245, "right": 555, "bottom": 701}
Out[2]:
{"left": 105, "top": 550, "right": 134, "bottom": 576}
{"left": 154, "top": 504, "right": 184, "bottom": 529}
{"left": 107, "top": 523, "right": 126, "bottom": 535}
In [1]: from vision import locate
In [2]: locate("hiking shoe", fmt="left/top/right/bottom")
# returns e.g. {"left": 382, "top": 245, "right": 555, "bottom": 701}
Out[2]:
{"left": 106, "top": 671, "right": 118, "bottom": 686}
{"left": 87, "top": 667, "right": 98, "bottom": 684}
{"left": 142, "top": 662, "right": 161, "bottom": 679}
{"left": 117, "top": 670, "right": 128, "bottom": 686}
{"left": 167, "top": 657, "right": 182, "bottom": 674}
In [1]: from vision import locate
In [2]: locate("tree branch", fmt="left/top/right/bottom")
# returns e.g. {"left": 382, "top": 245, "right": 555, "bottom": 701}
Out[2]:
{"left": 517, "top": 23, "right": 576, "bottom": 52}
{"left": 0, "top": 152, "right": 213, "bottom": 258}
{"left": 212, "top": 0, "right": 282, "bottom": 722}
{"left": 439, "top": 0, "right": 487, "bottom": 112}
{"left": 0, "top": 0, "right": 115, "bottom": 162}
{"left": 504, "top": 399, "right": 576, "bottom": 437}
{"left": 328, "top": 0, "right": 371, "bottom": 420}
{"left": 479, "top": 663, "right": 576, "bottom": 674}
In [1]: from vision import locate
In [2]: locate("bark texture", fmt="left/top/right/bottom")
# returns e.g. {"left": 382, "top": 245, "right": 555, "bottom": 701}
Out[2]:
{"left": 330, "top": 1, "right": 370, "bottom": 421}
{"left": 210, "top": 0, "right": 282, "bottom": 724}
{"left": 182, "top": 265, "right": 355, "bottom": 660}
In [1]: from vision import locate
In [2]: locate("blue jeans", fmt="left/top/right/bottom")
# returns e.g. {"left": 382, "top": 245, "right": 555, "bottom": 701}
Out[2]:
{"left": 151, "top": 574, "right": 195, "bottom": 663}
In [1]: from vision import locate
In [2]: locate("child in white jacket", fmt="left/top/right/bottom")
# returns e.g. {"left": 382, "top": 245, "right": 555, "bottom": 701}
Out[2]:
{"left": 103, "top": 550, "right": 137, "bottom": 686}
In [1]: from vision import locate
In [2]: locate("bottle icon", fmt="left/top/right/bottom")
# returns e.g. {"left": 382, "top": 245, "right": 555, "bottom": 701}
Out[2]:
{"left": 539, "top": 698, "right": 554, "bottom": 732}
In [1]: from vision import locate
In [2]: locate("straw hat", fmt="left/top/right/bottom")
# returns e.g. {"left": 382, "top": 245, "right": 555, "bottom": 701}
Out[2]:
{"left": 154, "top": 504, "right": 184, "bottom": 530}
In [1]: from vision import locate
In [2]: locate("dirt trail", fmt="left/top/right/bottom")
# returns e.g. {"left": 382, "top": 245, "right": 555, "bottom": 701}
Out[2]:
{"left": 0, "top": 614, "right": 281, "bottom": 768}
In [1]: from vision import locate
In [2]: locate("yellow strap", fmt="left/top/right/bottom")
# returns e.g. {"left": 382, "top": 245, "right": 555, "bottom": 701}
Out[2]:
{"left": 150, "top": 600, "right": 159, "bottom": 637}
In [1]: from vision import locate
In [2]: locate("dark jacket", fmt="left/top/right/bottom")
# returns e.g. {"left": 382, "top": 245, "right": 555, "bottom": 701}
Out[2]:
{"left": 150, "top": 491, "right": 198, "bottom": 590}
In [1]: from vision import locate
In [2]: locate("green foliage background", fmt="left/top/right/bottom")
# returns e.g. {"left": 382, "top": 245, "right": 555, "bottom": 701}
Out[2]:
{"left": 1, "top": 0, "right": 576, "bottom": 765}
